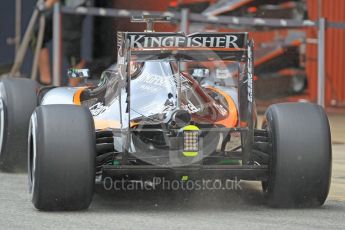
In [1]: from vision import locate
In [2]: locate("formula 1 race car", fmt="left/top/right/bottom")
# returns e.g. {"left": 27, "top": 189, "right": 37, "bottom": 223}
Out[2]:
{"left": 0, "top": 16, "right": 331, "bottom": 211}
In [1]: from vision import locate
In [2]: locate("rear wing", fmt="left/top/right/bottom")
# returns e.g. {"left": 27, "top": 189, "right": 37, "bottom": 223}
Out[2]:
{"left": 118, "top": 32, "right": 249, "bottom": 62}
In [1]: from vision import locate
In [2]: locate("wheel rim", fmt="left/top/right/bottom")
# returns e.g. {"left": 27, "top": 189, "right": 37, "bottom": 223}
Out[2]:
{"left": 28, "top": 113, "right": 37, "bottom": 196}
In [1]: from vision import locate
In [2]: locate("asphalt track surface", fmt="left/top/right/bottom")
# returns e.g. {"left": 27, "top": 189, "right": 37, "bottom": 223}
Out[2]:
{"left": 0, "top": 114, "right": 344, "bottom": 230}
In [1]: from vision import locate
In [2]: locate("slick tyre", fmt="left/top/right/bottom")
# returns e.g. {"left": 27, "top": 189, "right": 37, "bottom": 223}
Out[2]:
{"left": 29, "top": 105, "right": 96, "bottom": 211}
{"left": 263, "top": 103, "right": 332, "bottom": 208}
{"left": 0, "top": 78, "right": 37, "bottom": 172}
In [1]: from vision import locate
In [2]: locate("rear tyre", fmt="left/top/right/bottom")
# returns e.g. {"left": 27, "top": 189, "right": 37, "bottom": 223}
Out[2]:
{"left": 0, "top": 78, "right": 37, "bottom": 172}
{"left": 29, "top": 105, "right": 96, "bottom": 211}
{"left": 263, "top": 102, "right": 331, "bottom": 208}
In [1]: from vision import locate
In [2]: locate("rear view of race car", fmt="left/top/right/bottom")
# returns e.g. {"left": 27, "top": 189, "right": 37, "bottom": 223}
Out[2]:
{"left": 0, "top": 16, "right": 331, "bottom": 211}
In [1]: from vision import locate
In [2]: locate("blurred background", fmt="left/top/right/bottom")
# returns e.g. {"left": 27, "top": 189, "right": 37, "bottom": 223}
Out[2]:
{"left": 0, "top": 0, "right": 344, "bottom": 110}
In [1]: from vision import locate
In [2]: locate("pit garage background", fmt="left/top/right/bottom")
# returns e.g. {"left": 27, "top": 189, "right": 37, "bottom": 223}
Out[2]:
{"left": 111, "top": 0, "right": 345, "bottom": 108}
